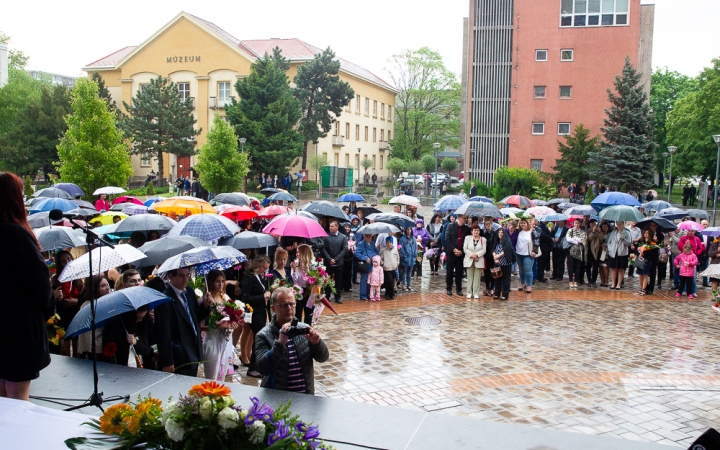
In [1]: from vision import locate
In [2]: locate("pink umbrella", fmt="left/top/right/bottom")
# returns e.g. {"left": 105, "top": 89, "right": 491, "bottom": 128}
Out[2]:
{"left": 257, "top": 205, "right": 289, "bottom": 218}
{"left": 263, "top": 214, "right": 328, "bottom": 239}
{"left": 112, "top": 196, "right": 144, "bottom": 206}
{"left": 678, "top": 221, "right": 702, "bottom": 231}
{"left": 525, "top": 206, "right": 555, "bottom": 217}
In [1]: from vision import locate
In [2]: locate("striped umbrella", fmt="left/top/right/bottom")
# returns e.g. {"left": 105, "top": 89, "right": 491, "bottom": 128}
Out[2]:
{"left": 500, "top": 195, "right": 534, "bottom": 207}
{"left": 122, "top": 204, "right": 149, "bottom": 215}
{"left": 433, "top": 195, "right": 466, "bottom": 212}
{"left": 167, "top": 214, "right": 240, "bottom": 242}
{"left": 468, "top": 196, "right": 494, "bottom": 204}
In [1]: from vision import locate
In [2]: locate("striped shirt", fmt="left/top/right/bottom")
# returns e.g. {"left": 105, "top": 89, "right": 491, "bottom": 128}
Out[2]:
{"left": 285, "top": 339, "right": 307, "bottom": 393}
{"left": 495, "top": 243, "right": 508, "bottom": 266}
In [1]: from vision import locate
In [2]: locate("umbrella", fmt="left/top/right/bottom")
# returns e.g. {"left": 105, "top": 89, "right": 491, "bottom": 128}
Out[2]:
{"left": 279, "top": 210, "right": 319, "bottom": 222}
{"left": 220, "top": 206, "right": 258, "bottom": 222}
{"left": 113, "top": 214, "right": 176, "bottom": 235}
{"left": 32, "top": 187, "right": 73, "bottom": 199}
{"left": 389, "top": 195, "right": 421, "bottom": 207}
{"left": 547, "top": 198, "right": 570, "bottom": 205}
{"left": 211, "top": 193, "right": 251, "bottom": 206}
{"left": 647, "top": 189, "right": 658, "bottom": 198}
{"left": 157, "top": 246, "right": 246, "bottom": 275}
{"left": 144, "top": 197, "right": 165, "bottom": 207}
{"left": 28, "top": 198, "right": 78, "bottom": 215}
{"left": 564, "top": 205, "right": 598, "bottom": 216}
{"left": 122, "top": 205, "right": 149, "bottom": 216}
{"left": 468, "top": 196, "right": 494, "bottom": 204}
{"left": 500, "top": 195, "right": 534, "bottom": 207}
{"left": 152, "top": 197, "right": 216, "bottom": 215}
{"left": 700, "top": 227, "right": 720, "bottom": 237}
{"left": 366, "top": 212, "right": 416, "bottom": 229}
{"left": 500, "top": 207, "right": 523, "bottom": 216}
{"left": 65, "top": 287, "right": 172, "bottom": 339}
{"left": 656, "top": 207, "right": 690, "bottom": 221}
{"left": 71, "top": 199, "right": 97, "bottom": 210}
{"left": 531, "top": 199, "right": 549, "bottom": 206}
{"left": 65, "top": 208, "right": 100, "bottom": 218}
{"left": 591, "top": 191, "right": 642, "bottom": 209}
{"left": 93, "top": 186, "right": 126, "bottom": 195}
{"left": 34, "top": 226, "right": 86, "bottom": 252}
{"left": 568, "top": 214, "right": 600, "bottom": 222}
{"left": 263, "top": 215, "right": 328, "bottom": 239}
{"left": 557, "top": 202, "right": 579, "bottom": 211}
{"left": 257, "top": 205, "right": 289, "bottom": 218}
{"left": 454, "top": 202, "right": 503, "bottom": 219}
{"left": 135, "top": 236, "right": 210, "bottom": 267}
{"left": 112, "top": 196, "right": 144, "bottom": 206}
{"left": 301, "top": 201, "right": 349, "bottom": 220}
{"left": 220, "top": 231, "right": 280, "bottom": 250}
{"left": 356, "top": 206, "right": 382, "bottom": 216}
{"left": 643, "top": 200, "right": 672, "bottom": 212}
{"left": 53, "top": 183, "right": 85, "bottom": 197}
{"left": 636, "top": 217, "right": 677, "bottom": 232}
{"left": 399, "top": 182, "right": 413, "bottom": 187}
{"left": 434, "top": 195, "right": 466, "bottom": 212}
{"left": 538, "top": 213, "right": 570, "bottom": 222}
{"left": 59, "top": 244, "right": 146, "bottom": 282}
{"left": 268, "top": 192, "right": 298, "bottom": 202}
{"left": 357, "top": 223, "right": 401, "bottom": 235}
{"left": 110, "top": 202, "right": 134, "bottom": 212}
{"left": 598, "top": 205, "right": 643, "bottom": 222}
{"left": 27, "top": 212, "right": 54, "bottom": 229}
{"left": 686, "top": 209, "right": 710, "bottom": 220}
{"left": 338, "top": 193, "right": 365, "bottom": 202}
{"left": 677, "top": 221, "right": 702, "bottom": 231}
{"left": 586, "top": 180, "right": 597, "bottom": 185}
{"left": 97, "top": 212, "right": 128, "bottom": 225}
{"left": 260, "top": 188, "right": 282, "bottom": 195}
{"left": 525, "top": 206, "right": 555, "bottom": 217}
{"left": 168, "top": 214, "right": 240, "bottom": 242}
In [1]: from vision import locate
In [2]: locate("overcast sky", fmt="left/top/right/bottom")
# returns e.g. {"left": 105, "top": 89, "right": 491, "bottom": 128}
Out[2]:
{"left": 2, "top": 0, "right": 718, "bottom": 83}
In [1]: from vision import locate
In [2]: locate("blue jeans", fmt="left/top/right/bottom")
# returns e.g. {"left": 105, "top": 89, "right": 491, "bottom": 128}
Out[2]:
{"left": 517, "top": 255, "right": 534, "bottom": 287}
{"left": 400, "top": 265, "right": 413, "bottom": 288}
{"left": 359, "top": 271, "right": 370, "bottom": 299}
{"left": 532, "top": 258, "right": 538, "bottom": 281}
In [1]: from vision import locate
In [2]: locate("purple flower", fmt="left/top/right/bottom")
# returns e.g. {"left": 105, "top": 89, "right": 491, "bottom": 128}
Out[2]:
{"left": 267, "top": 419, "right": 290, "bottom": 446}
{"left": 244, "top": 397, "right": 274, "bottom": 425}
{"left": 296, "top": 422, "right": 320, "bottom": 440}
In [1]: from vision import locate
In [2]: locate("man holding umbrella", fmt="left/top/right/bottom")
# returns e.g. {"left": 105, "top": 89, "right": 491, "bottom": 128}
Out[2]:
{"left": 321, "top": 221, "right": 348, "bottom": 304}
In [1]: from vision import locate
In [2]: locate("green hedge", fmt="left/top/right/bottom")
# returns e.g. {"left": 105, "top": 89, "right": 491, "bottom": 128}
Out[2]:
{"left": 302, "top": 181, "right": 319, "bottom": 191}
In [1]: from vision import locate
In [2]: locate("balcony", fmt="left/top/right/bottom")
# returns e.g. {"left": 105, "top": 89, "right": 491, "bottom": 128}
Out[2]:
{"left": 332, "top": 135, "right": 344, "bottom": 147}
{"left": 209, "top": 97, "right": 230, "bottom": 109}
{"left": 379, "top": 141, "right": 388, "bottom": 151}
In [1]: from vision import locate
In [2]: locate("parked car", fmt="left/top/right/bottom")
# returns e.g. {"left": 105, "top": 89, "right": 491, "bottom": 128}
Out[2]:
{"left": 396, "top": 175, "right": 425, "bottom": 187}
{"left": 431, "top": 177, "right": 460, "bottom": 189}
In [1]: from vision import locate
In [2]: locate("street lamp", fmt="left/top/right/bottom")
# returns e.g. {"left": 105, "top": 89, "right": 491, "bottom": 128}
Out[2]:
{"left": 238, "top": 137, "right": 247, "bottom": 192}
{"left": 667, "top": 146, "right": 677, "bottom": 203}
{"left": 661, "top": 152, "right": 668, "bottom": 200}
{"left": 713, "top": 135, "right": 720, "bottom": 226}
{"left": 433, "top": 142, "right": 441, "bottom": 203}
{"left": 357, "top": 148, "right": 361, "bottom": 193}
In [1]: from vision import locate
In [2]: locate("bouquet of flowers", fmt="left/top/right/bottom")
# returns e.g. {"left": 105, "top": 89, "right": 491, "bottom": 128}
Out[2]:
{"left": 305, "top": 259, "right": 336, "bottom": 296}
{"left": 46, "top": 313, "right": 65, "bottom": 346}
{"left": 269, "top": 277, "right": 303, "bottom": 302}
{"left": 639, "top": 242, "right": 661, "bottom": 253}
{"left": 65, "top": 381, "right": 335, "bottom": 450}
{"left": 206, "top": 300, "right": 247, "bottom": 332}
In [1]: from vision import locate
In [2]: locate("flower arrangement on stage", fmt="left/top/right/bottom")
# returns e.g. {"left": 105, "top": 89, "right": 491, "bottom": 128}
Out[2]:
{"left": 65, "top": 381, "right": 335, "bottom": 449}
{"left": 46, "top": 313, "right": 65, "bottom": 346}
{"left": 206, "top": 300, "right": 247, "bottom": 332}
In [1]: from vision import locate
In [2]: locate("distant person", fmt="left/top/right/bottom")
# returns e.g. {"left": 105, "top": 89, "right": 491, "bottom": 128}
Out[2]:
{"left": 469, "top": 182, "right": 478, "bottom": 197}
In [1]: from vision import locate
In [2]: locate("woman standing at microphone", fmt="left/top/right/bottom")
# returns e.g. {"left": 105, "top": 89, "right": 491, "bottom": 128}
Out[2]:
{"left": 0, "top": 172, "right": 55, "bottom": 400}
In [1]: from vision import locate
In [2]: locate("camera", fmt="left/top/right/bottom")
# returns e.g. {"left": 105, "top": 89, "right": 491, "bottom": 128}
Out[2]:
{"left": 286, "top": 318, "right": 310, "bottom": 337}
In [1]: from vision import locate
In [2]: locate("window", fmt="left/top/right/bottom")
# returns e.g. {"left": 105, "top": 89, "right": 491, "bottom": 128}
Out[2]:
{"left": 355, "top": 125, "right": 360, "bottom": 140}
{"left": 364, "top": 98, "right": 369, "bottom": 116}
{"left": 322, "top": 152, "right": 328, "bottom": 163}
{"left": 141, "top": 153, "right": 151, "bottom": 167}
{"left": 372, "top": 155, "right": 376, "bottom": 169}
{"left": 532, "top": 123, "right": 545, "bottom": 135}
{"left": 218, "top": 82, "right": 231, "bottom": 101}
{"left": 334, "top": 121, "right": 339, "bottom": 136}
{"left": 558, "top": 123, "right": 571, "bottom": 135}
{"left": 534, "top": 86, "right": 546, "bottom": 98}
{"left": 387, "top": 105, "right": 392, "bottom": 121}
{"left": 334, "top": 153, "right": 339, "bottom": 166}
{"left": 531, "top": 159, "right": 543, "bottom": 171}
{"left": 387, "top": 130, "right": 392, "bottom": 140}
{"left": 535, "top": 49, "right": 548, "bottom": 61}
{"left": 345, "top": 98, "right": 352, "bottom": 113}
{"left": 345, "top": 123, "right": 350, "bottom": 138}
{"left": 373, "top": 128, "right": 377, "bottom": 142}
{"left": 561, "top": 49, "right": 574, "bottom": 61}
{"left": 380, "top": 155, "right": 384, "bottom": 170}
{"left": 380, "top": 103, "right": 385, "bottom": 119}
{"left": 355, "top": 95, "right": 360, "bottom": 114}
{"left": 561, "top": 0, "right": 629, "bottom": 27}
{"left": 177, "top": 82, "right": 190, "bottom": 100}
{"left": 560, "top": 86, "right": 572, "bottom": 98}
{"left": 372, "top": 100, "right": 377, "bottom": 118}
{"left": 380, "top": 129, "right": 385, "bottom": 141}
{"left": 345, "top": 154, "right": 350, "bottom": 166}
{"left": 355, "top": 154, "right": 360, "bottom": 169}
{"left": 364, "top": 126, "right": 368, "bottom": 141}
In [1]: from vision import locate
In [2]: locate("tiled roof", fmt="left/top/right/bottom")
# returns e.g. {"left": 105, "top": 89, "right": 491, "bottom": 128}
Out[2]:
{"left": 85, "top": 46, "right": 137, "bottom": 68}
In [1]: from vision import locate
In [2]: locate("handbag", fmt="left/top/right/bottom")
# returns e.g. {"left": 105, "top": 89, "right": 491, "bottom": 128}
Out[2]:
{"left": 528, "top": 241, "right": 541, "bottom": 258}
{"left": 355, "top": 259, "right": 370, "bottom": 273}
{"left": 561, "top": 236, "right": 572, "bottom": 250}
{"left": 634, "top": 256, "right": 647, "bottom": 271}
{"left": 490, "top": 267, "right": 503, "bottom": 278}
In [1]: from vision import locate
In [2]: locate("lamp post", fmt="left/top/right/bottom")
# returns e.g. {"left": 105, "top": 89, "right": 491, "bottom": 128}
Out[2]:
{"left": 713, "top": 135, "right": 720, "bottom": 226}
{"left": 661, "top": 152, "right": 668, "bottom": 200}
{"left": 239, "top": 137, "right": 247, "bottom": 192}
{"left": 667, "top": 146, "right": 677, "bottom": 203}
{"left": 433, "top": 142, "right": 441, "bottom": 203}
{"left": 356, "top": 148, "right": 361, "bottom": 193}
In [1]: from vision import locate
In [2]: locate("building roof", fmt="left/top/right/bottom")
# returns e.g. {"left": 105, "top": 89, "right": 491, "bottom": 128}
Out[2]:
{"left": 83, "top": 12, "right": 395, "bottom": 92}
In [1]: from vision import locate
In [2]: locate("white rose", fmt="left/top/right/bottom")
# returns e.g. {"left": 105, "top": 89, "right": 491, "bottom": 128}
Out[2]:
{"left": 249, "top": 421, "right": 266, "bottom": 444}
{"left": 195, "top": 288, "right": 204, "bottom": 298}
{"left": 199, "top": 397, "right": 213, "bottom": 420}
{"left": 217, "top": 407, "right": 239, "bottom": 429}
{"left": 165, "top": 419, "right": 185, "bottom": 442}
{"left": 161, "top": 401, "right": 180, "bottom": 425}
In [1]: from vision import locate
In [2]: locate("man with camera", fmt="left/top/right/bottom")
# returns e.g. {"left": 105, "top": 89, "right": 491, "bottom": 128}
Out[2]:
{"left": 254, "top": 287, "right": 329, "bottom": 394}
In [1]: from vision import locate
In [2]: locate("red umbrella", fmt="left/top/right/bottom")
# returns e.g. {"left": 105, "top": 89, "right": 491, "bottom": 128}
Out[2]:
{"left": 263, "top": 214, "right": 327, "bottom": 239}
{"left": 220, "top": 206, "right": 258, "bottom": 222}
{"left": 112, "top": 196, "right": 144, "bottom": 206}
{"left": 500, "top": 195, "right": 534, "bottom": 208}
{"left": 257, "top": 205, "right": 289, "bottom": 218}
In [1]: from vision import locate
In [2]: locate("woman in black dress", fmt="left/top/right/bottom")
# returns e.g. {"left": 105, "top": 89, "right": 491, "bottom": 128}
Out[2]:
{"left": 240, "top": 255, "right": 271, "bottom": 378}
{"left": 0, "top": 172, "right": 54, "bottom": 400}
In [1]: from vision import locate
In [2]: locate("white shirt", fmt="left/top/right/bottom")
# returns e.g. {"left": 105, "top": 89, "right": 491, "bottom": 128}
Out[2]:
{"left": 516, "top": 230, "right": 533, "bottom": 256}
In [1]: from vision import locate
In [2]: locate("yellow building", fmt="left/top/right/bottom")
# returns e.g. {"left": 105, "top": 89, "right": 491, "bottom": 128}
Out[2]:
{"left": 82, "top": 11, "right": 397, "bottom": 187}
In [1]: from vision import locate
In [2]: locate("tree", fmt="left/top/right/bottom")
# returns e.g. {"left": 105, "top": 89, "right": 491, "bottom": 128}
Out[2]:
{"left": 194, "top": 116, "right": 250, "bottom": 194}
{"left": 293, "top": 47, "right": 354, "bottom": 169}
{"left": 492, "top": 166, "right": 543, "bottom": 200}
{"left": 385, "top": 47, "right": 460, "bottom": 161}
{"left": 226, "top": 48, "right": 303, "bottom": 178}
{"left": 406, "top": 160, "right": 424, "bottom": 190}
{"left": 421, "top": 154, "right": 436, "bottom": 195}
{"left": 440, "top": 158, "right": 458, "bottom": 173}
{"left": 552, "top": 124, "right": 600, "bottom": 188}
{"left": 0, "top": 30, "right": 29, "bottom": 69}
{"left": 56, "top": 78, "right": 133, "bottom": 196}
{"left": 91, "top": 71, "right": 117, "bottom": 114}
{"left": 308, "top": 154, "right": 328, "bottom": 198}
{"left": 588, "top": 58, "right": 655, "bottom": 192}
{"left": 0, "top": 68, "right": 45, "bottom": 139}
{"left": 122, "top": 75, "right": 200, "bottom": 184}
{"left": 387, "top": 158, "right": 406, "bottom": 179}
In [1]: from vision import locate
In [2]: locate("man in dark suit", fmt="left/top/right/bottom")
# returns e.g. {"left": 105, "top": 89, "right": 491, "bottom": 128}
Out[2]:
{"left": 469, "top": 182, "right": 478, "bottom": 198}
{"left": 444, "top": 214, "right": 471, "bottom": 296}
{"left": 154, "top": 268, "right": 211, "bottom": 376}
{"left": 321, "top": 221, "right": 348, "bottom": 304}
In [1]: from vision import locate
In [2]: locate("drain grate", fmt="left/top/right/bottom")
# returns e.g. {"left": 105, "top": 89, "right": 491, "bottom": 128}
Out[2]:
{"left": 405, "top": 316, "right": 442, "bottom": 326}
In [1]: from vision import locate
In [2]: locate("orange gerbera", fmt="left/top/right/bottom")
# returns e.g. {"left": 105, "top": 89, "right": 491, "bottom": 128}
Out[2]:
{"left": 188, "top": 381, "right": 231, "bottom": 398}
{"left": 99, "top": 403, "right": 133, "bottom": 435}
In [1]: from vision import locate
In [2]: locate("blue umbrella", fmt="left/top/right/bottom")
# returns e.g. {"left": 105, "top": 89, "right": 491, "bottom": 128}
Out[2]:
{"left": 144, "top": 197, "right": 165, "bottom": 207}
{"left": 167, "top": 214, "right": 240, "bottom": 242}
{"left": 656, "top": 207, "right": 689, "bottom": 221}
{"left": 538, "top": 213, "right": 570, "bottom": 222}
{"left": 338, "top": 193, "right": 365, "bottom": 202}
{"left": 268, "top": 192, "right": 298, "bottom": 202}
{"left": 468, "top": 196, "right": 493, "bottom": 204}
{"left": 643, "top": 200, "right": 672, "bottom": 212}
{"left": 591, "top": 191, "right": 642, "bottom": 209}
{"left": 65, "top": 286, "right": 172, "bottom": 339}
{"left": 28, "top": 198, "right": 78, "bottom": 214}
{"left": 54, "top": 183, "right": 85, "bottom": 197}
{"left": 434, "top": 195, "right": 466, "bottom": 212}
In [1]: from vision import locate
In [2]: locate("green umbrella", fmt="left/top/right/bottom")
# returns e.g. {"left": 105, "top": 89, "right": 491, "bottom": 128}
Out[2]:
{"left": 598, "top": 205, "right": 643, "bottom": 222}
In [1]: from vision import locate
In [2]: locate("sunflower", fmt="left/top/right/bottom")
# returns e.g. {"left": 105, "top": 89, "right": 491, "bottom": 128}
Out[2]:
{"left": 137, "top": 397, "right": 162, "bottom": 409}
{"left": 188, "top": 381, "right": 231, "bottom": 398}
{"left": 99, "top": 403, "right": 133, "bottom": 435}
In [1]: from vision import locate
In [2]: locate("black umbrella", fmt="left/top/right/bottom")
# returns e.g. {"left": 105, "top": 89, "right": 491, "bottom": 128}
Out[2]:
{"left": 686, "top": 209, "right": 710, "bottom": 220}
{"left": 71, "top": 199, "right": 97, "bottom": 210}
{"left": 656, "top": 207, "right": 689, "bottom": 221}
{"left": 113, "top": 214, "right": 176, "bottom": 234}
{"left": 66, "top": 207, "right": 100, "bottom": 218}
{"left": 366, "top": 212, "right": 416, "bottom": 230}
{"left": 637, "top": 216, "right": 677, "bottom": 232}
{"left": 547, "top": 198, "right": 570, "bottom": 205}
{"left": 134, "top": 236, "right": 210, "bottom": 267}
{"left": 261, "top": 188, "right": 282, "bottom": 196}
{"left": 357, "top": 222, "right": 401, "bottom": 235}
{"left": 219, "top": 231, "right": 280, "bottom": 249}
{"left": 301, "top": 201, "right": 349, "bottom": 220}
{"left": 211, "top": 193, "right": 250, "bottom": 206}
{"left": 357, "top": 206, "right": 382, "bottom": 216}
{"left": 110, "top": 202, "right": 134, "bottom": 212}
{"left": 32, "top": 187, "right": 73, "bottom": 199}
{"left": 34, "top": 226, "right": 86, "bottom": 252}
{"left": 268, "top": 192, "right": 298, "bottom": 202}
{"left": 27, "top": 212, "right": 53, "bottom": 229}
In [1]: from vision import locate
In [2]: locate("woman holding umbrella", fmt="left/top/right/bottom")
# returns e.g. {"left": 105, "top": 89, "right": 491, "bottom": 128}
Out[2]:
{"left": 355, "top": 234, "right": 379, "bottom": 300}
{"left": 427, "top": 214, "right": 444, "bottom": 275}
{"left": 399, "top": 227, "right": 418, "bottom": 292}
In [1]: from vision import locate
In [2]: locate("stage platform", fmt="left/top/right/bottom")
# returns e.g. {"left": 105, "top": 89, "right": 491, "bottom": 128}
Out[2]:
{"left": 26, "top": 356, "right": 674, "bottom": 449}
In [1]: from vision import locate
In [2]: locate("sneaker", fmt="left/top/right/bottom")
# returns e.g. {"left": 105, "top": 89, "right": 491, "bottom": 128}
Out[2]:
{"left": 474, "top": 295, "right": 480, "bottom": 299}
{"left": 466, "top": 293, "right": 472, "bottom": 299}
{"left": 688, "top": 294, "right": 694, "bottom": 299}
{"left": 676, "top": 293, "right": 681, "bottom": 298}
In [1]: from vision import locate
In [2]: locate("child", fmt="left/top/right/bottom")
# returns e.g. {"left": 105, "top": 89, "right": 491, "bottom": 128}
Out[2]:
{"left": 675, "top": 242, "right": 699, "bottom": 299}
{"left": 413, "top": 236, "right": 425, "bottom": 281}
{"left": 368, "top": 255, "right": 384, "bottom": 302}
{"left": 291, "top": 244, "right": 316, "bottom": 323}
{"left": 379, "top": 236, "right": 400, "bottom": 300}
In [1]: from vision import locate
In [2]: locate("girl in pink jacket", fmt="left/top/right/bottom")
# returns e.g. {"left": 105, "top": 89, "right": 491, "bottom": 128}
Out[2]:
{"left": 674, "top": 243, "right": 699, "bottom": 298}
{"left": 368, "top": 255, "right": 384, "bottom": 302}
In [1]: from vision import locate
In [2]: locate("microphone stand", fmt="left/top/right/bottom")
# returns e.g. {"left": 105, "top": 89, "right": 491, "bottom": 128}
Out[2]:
{"left": 32, "top": 216, "right": 130, "bottom": 412}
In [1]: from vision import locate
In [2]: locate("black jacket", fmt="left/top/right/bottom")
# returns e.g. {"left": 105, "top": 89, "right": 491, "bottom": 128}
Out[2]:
{"left": 470, "top": 185, "right": 478, "bottom": 197}
{"left": 241, "top": 272, "right": 269, "bottom": 333}
{"left": 102, "top": 311, "right": 155, "bottom": 368}
{"left": 538, "top": 222, "right": 553, "bottom": 248}
{"left": 444, "top": 222, "right": 471, "bottom": 256}
{"left": 321, "top": 232, "right": 348, "bottom": 266}
{"left": 487, "top": 230, "right": 516, "bottom": 266}
{"left": 255, "top": 315, "right": 329, "bottom": 395}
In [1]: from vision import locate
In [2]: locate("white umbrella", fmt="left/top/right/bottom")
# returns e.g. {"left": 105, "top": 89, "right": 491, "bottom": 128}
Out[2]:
{"left": 388, "top": 195, "right": 421, "bottom": 208}
{"left": 58, "top": 244, "right": 146, "bottom": 282}
{"left": 93, "top": 186, "right": 126, "bottom": 195}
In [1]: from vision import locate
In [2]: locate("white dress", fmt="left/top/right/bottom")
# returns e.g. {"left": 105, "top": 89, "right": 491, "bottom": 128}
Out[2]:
{"left": 202, "top": 294, "right": 235, "bottom": 381}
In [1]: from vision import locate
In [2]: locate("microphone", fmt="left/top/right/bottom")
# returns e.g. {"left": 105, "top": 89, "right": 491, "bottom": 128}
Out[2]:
{"left": 49, "top": 208, "right": 82, "bottom": 221}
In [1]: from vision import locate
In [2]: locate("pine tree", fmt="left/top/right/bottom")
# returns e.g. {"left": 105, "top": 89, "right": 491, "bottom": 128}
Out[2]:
{"left": 91, "top": 72, "right": 117, "bottom": 114}
{"left": 121, "top": 76, "right": 200, "bottom": 184}
{"left": 589, "top": 58, "right": 655, "bottom": 192}
{"left": 56, "top": 78, "right": 133, "bottom": 196}
{"left": 225, "top": 48, "right": 303, "bottom": 178}
{"left": 195, "top": 116, "right": 250, "bottom": 194}
{"left": 293, "top": 47, "right": 354, "bottom": 169}
{"left": 552, "top": 124, "right": 599, "bottom": 187}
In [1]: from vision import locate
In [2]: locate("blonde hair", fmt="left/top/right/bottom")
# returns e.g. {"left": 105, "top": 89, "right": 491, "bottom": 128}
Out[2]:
{"left": 274, "top": 248, "right": 288, "bottom": 270}
{"left": 296, "top": 244, "right": 315, "bottom": 273}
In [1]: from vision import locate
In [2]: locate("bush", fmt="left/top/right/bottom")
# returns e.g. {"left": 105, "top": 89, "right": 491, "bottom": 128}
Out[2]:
{"left": 145, "top": 181, "right": 155, "bottom": 195}
{"left": 381, "top": 197, "right": 390, "bottom": 204}
{"left": 24, "top": 176, "right": 34, "bottom": 197}
{"left": 460, "top": 179, "right": 492, "bottom": 199}
{"left": 492, "top": 167, "right": 544, "bottom": 200}
{"left": 302, "top": 180, "right": 319, "bottom": 191}
{"left": 361, "top": 187, "right": 374, "bottom": 195}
